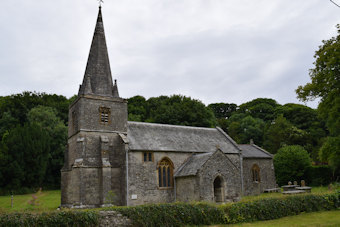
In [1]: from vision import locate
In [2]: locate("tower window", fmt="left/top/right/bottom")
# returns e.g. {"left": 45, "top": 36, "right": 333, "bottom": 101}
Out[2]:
{"left": 157, "top": 158, "right": 173, "bottom": 188}
{"left": 99, "top": 107, "right": 111, "bottom": 124}
{"left": 252, "top": 164, "right": 260, "bottom": 182}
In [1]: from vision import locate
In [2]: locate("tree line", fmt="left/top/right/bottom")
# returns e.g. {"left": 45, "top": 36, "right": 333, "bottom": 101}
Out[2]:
{"left": 0, "top": 25, "right": 339, "bottom": 193}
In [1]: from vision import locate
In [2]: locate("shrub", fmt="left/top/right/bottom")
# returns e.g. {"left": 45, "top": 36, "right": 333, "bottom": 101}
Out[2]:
{"left": 274, "top": 145, "right": 312, "bottom": 186}
{"left": 104, "top": 192, "right": 340, "bottom": 226}
{"left": 105, "top": 202, "right": 226, "bottom": 227}
{"left": 0, "top": 193, "right": 339, "bottom": 226}
{"left": 223, "top": 192, "right": 340, "bottom": 224}
{"left": 0, "top": 210, "right": 99, "bottom": 227}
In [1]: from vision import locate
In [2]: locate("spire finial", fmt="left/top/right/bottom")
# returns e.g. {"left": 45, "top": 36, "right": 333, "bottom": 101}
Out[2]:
{"left": 98, "top": 0, "right": 104, "bottom": 7}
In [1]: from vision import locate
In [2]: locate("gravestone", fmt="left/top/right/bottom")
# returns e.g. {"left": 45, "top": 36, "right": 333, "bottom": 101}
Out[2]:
{"left": 301, "top": 180, "right": 305, "bottom": 187}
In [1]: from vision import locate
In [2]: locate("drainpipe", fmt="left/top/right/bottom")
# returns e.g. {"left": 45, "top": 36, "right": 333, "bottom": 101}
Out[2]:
{"left": 239, "top": 153, "right": 244, "bottom": 196}
{"left": 174, "top": 177, "right": 176, "bottom": 202}
{"left": 125, "top": 144, "right": 129, "bottom": 206}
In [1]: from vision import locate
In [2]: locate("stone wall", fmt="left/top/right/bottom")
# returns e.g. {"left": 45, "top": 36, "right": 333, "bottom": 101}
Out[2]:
{"left": 68, "top": 95, "right": 127, "bottom": 137}
{"left": 99, "top": 211, "right": 133, "bottom": 227}
{"left": 198, "top": 152, "right": 242, "bottom": 202}
{"left": 176, "top": 176, "right": 198, "bottom": 202}
{"left": 242, "top": 158, "right": 276, "bottom": 195}
{"left": 127, "top": 151, "right": 192, "bottom": 206}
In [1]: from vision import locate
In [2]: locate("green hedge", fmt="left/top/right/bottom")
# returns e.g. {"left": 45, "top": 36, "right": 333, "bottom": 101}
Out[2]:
{"left": 108, "top": 202, "right": 225, "bottom": 227}
{"left": 223, "top": 193, "right": 340, "bottom": 224}
{"left": 0, "top": 192, "right": 339, "bottom": 226}
{"left": 102, "top": 192, "right": 340, "bottom": 226}
{"left": 0, "top": 210, "right": 99, "bottom": 227}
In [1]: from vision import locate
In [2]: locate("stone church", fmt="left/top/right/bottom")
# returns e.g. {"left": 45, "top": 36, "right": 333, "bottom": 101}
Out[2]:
{"left": 61, "top": 7, "right": 276, "bottom": 208}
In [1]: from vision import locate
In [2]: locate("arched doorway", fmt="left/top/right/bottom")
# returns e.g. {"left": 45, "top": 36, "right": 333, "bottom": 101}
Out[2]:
{"left": 213, "top": 176, "right": 225, "bottom": 202}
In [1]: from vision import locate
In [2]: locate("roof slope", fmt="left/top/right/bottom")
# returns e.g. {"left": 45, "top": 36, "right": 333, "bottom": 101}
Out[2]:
{"left": 239, "top": 144, "right": 273, "bottom": 159}
{"left": 127, "top": 121, "right": 240, "bottom": 153}
{"left": 174, "top": 152, "right": 212, "bottom": 177}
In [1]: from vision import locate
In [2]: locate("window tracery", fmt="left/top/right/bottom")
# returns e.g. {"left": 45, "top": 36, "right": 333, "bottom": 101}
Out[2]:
{"left": 158, "top": 158, "right": 173, "bottom": 188}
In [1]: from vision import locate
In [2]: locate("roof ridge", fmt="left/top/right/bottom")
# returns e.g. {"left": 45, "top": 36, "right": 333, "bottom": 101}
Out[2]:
{"left": 127, "top": 121, "right": 217, "bottom": 130}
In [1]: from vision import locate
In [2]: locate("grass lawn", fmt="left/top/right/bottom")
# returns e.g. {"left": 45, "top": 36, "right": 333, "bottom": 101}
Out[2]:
{"left": 214, "top": 210, "right": 340, "bottom": 227}
{"left": 0, "top": 190, "right": 60, "bottom": 212}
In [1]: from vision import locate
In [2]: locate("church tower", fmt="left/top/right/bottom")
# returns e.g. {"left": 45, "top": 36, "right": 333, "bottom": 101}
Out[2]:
{"left": 61, "top": 7, "right": 128, "bottom": 208}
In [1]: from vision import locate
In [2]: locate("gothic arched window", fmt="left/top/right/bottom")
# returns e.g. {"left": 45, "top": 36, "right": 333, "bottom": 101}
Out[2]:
{"left": 252, "top": 164, "right": 260, "bottom": 182}
{"left": 158, "top": 158, "right": 173, "bottom": 188}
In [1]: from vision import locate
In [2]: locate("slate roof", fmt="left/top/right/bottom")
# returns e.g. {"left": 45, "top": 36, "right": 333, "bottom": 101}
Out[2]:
{"left": 127, "top": 121, "right": 240, "bottom": 153}
{"left": 174, "top": 152, "right": 213, "bottom": 177}
{"left": 239, "top": 144, "right": 273, "bottom": 159}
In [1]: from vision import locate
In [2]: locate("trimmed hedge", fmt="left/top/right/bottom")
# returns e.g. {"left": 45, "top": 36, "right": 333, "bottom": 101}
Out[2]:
{"left": 223, "top": 193, "right": 340, "bottom": 224}
{"left": 0, "top": 210, "right": 99, "bottom": 227}
{"left": 0, "top": 192, "right": 339, "bottom": 226}
{"left": 108, "top": 202, "right": 225, "bottom": 226}
{"left": 103, "top": 192, "right": 340, "bottom": 226}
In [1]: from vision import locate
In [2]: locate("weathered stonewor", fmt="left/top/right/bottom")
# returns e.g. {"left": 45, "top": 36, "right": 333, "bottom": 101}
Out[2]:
{"left": 99, "top": 211, "right": 133, "bottom": 227}
{"left": 61, "top": 5, "right": 277, "bottom": 208}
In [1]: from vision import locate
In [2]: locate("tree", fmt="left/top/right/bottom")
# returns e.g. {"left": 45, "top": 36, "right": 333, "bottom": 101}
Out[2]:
{"left": 274, "top": 145, "right": 312, "bottom": 186}
{"left": 238, "top": 98, "right": 280, "bottom": 122}
{"left": 146, "top": 95, "right": 216, "bottom": 127}
{"left": 128, "top": 96, "right": 147, "bottom": 122}
{"left": 276, "top": 103, "right": 327, "bottom": 159}
{"left": 263, "top": 115, "right": 308, "bottom": 154}
{"left": 0, "top": 111, "right": 19, "bottom": 141}
{"left": 208, "top": 103, "right": 238, "bottom": 133}
{"left": 275, "top": 103, "right": 321, "bottom": 130}
{"left": 207, "top": 103, "right": 237, "bottom": 119}
{"left": 0, "top": 123, "right": 50, "bottom": 189}
{"left": 319, "top": 136, "right": 340, "bottom": 177}
{"left": 0, "top": 92, "right": 70, "bottom": 125}
{"left": 296, "top": 24, "right": 340, "bottom": 136}
{"left": 27, "top": 106, "right": 67, "bottom": 187}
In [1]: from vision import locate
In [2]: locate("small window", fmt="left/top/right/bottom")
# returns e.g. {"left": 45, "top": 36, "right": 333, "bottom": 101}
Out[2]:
{"left": 158, "top": 158, "right": 173, "bottom": 188}
{"left": 99, "top": 107, "right": 111, "bottom": 124}
{"left": 143, "top": 152, "right": 153, "bottom": 162}
{"left": 252, "top": 164, "right": 260, "bottom": 182}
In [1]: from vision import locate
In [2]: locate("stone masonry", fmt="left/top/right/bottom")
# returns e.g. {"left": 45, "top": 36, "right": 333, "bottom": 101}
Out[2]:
{"left": 61, "top": 6, "right": 276, "bottom": 208}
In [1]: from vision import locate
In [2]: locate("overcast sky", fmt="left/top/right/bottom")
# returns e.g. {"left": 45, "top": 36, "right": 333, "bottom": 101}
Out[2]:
{"left": 0, "top": 0, "right": 339, "bottom": 108}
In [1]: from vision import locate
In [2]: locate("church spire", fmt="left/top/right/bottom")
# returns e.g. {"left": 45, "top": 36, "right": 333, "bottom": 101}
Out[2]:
{"left": 79, "top": 6, "right": 118, "bottom": 97}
